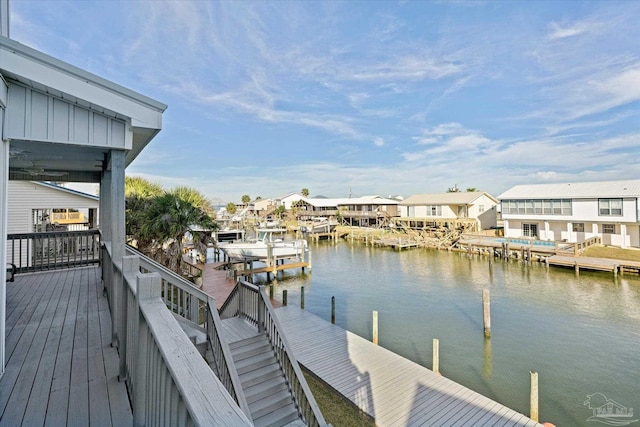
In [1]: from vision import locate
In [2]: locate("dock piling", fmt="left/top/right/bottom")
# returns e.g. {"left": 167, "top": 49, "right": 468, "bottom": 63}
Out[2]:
{"left": 372, "top": 311, "right": 379, "bottom": 345}
{"left": 301, "top": 286, "right": 305, "bottom": 309}
{"left": 331, "top": 296, "right": 335, "bottom": 324}
{"left": 269, "top": 283, "right": 274, "bottom": 299}
{"left": 433, "top": 338, "right": 440, "bottom": 375}
{"left": 283, "top": 290, "right": 288, "bottom": 306}
{"left": 483, "top": 289, "right": 491, "bottom": 338}
{"left": 530, "top": 371, "right": 539, "bottom": 422}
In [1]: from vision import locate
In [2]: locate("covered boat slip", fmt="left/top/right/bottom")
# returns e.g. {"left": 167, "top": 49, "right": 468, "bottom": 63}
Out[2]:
{"left": 1, "top": 267, "right": 131, "bottom": 425}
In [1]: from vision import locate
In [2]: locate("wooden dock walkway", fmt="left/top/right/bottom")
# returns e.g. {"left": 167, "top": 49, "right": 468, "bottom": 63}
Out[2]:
{"left": 547, "top": 255, "right": 640, "bottom": 275}
{"left": 275, "top": 306, "right": 541, "bottom": 427}
{"left": 373, "top": 238, "right": 420, "bottom": 250}
{"left": 1, "top": 267, "right": 132, "bottom": 426}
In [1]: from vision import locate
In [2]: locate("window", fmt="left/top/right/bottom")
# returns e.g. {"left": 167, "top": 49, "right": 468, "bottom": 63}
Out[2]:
{"left": 602, "top": 224, "right": 615, "bottom": 234}
{"left": 502, "top": 199, "right": 571, "bottom": 216}
{"left": 478, "top": 205, "right": 485, "bottom": 213}
{"left": 599, "top": 199, "right": 623, "bottom": 216}
{"left": 522, "top": 223, "right": 538, "bottom": 238}
{"left": 573, "top": 223, "right": 584, "bottom": 232}
{"left": 426, "top": 205, "right": 441, "bottom": 216}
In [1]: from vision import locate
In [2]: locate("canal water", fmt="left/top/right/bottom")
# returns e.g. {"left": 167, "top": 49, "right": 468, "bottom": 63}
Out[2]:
{"left": 255, "top": 241, "right": 640, "bottom": 426}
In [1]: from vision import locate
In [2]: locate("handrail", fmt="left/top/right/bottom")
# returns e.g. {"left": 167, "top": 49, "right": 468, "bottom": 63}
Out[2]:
{"left": 126, "top": 245, "right": 208, "bottom": 326}
{"left": 103, "top": 241, "right": 252, "bottom": 425}
{"left": 7, "top": 229, "right": 100, "bottom": 273}
{"left": 236, "top": 279, "right": 327, "bottom": 426}
{"left": 206, "top": 297, "right": 252, "bottom": 418}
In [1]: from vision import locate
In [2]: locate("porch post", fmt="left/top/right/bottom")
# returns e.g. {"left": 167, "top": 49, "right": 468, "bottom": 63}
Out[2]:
{"left": 0, "top": 137, "right": 8, "bottom": 375}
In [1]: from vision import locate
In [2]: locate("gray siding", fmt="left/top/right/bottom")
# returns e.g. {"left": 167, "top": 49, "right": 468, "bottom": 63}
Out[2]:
{"left": 5, "top": 83, "right": 126, "bottom": 147}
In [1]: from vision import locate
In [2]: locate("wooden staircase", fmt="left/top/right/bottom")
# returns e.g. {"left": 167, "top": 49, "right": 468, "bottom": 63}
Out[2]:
{"left": 229, "top": 334, "right": 300, "bottom": 427}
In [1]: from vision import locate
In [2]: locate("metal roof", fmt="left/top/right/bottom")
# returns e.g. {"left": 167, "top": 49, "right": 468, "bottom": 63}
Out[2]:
{"left": 497, "top": 180, "right": 640, "bottom": 199}
{"left": 33, "top": 181, "right": 99, "bottom": 201}
{"left": 400, "top": 192, "right": 497, "bottom": 206}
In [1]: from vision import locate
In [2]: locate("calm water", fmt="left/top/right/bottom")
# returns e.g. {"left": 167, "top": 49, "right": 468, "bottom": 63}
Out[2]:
{"left": 253, "top": 240, "right": 640, "bottom": 426}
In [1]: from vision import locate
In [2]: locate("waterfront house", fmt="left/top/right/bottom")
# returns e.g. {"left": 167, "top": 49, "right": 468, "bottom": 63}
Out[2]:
{"left": 336, "top": 195, "right": 400, "bottom": 228}
{"left": 398, "top": 192, "right": 498, "bottom": 232}
{"left": 498, "top": 180, "right": 640, "bottom": 248}
{"left": 253, "top": 197, "right": 276, "bottom": 217}
{"left": 294, "top": 195, "right": 399, "bottom": 227}
{"left": 277, "top": 192, "right": 305, "bottom": 210}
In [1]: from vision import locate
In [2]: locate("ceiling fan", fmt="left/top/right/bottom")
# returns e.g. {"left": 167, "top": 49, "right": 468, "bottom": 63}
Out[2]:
{"left": 14, "top": 163, "right": 68, "bottom": 177}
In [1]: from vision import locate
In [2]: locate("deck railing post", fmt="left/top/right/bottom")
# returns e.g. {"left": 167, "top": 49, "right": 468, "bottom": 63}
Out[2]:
{"left": 133, "top": 272, "right": 161, "bottom": 427}
{"left": 119, "top": 255, "right": 139, "bottom": 382}
{"left": 258, "top": 286, "right": 265, "bottom": 333}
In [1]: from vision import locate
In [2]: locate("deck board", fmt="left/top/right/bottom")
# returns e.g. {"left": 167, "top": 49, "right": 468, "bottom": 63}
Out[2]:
{"left": 1, "top": 267, "right": 132, "bottom": 426}
{"left": 275, "top": 306, "right": 541, "bottom": 427}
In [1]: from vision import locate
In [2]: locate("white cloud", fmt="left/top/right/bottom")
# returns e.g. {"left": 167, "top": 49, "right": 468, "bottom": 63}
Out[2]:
{"left": 374, "top": 137, "right": 385, "bottom": 147}
{"left": 547, "top": 21, "right": 591, "bottom": 40}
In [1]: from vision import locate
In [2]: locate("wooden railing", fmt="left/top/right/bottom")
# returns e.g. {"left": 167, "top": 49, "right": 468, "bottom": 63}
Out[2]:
{"left": 7, "top": 230, "right": 100, "bottom": 273}
{"left": 220, "top": 279, "right": 327, "bottom": 427}
{"left": 205, "top": 297, "right": 252, "bottom": 418}
{"left": 102, "top": 241, "right": 252, "bottom": 426}
{"left": 574, "top": 236, "right": 602, "bottom": 254}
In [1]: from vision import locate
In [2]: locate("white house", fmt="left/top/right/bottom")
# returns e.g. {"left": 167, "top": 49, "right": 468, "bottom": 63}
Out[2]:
{"left": 498, "top": 180, "right": 640, "bottom": 248}
{"left": 399, "top": 192, "right": 498, "bottom": 231}
{"left": 8, "top": 181, "right": 99, "bottom": 233}
{"left": 277, "top": 192, "right": 305, "bottom": 210}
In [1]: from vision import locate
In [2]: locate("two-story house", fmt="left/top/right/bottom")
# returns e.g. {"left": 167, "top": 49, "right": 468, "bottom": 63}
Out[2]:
{"left": 498, "top": 180, "right": 640, "bottom": 248}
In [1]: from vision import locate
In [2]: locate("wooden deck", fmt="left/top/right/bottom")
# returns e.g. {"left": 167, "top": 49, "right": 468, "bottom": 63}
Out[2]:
{"left": 1, "top": 266, "right": 132, "bottom": 426}
{"left": 275, "top": 306, "right": 541, "bottom": 427}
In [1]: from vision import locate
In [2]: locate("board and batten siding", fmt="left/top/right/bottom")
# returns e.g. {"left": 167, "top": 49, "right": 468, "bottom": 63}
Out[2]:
{"left": 5, "top": 83, "right": 126, "bottom": 147}
{"left": 7, "top": 181, "right": 98, "bottom": 234}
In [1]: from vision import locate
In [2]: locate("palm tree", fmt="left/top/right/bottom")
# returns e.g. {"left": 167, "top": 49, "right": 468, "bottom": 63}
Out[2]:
{"left": 447, "top": 184, "right": 460, "bottom": 193}
{"left": 466, "top": 187, "right": 478, "bottom": 192}
{"left": 141, "top": 191, "right": 218, "bottom": 271}
{"left": 172, "top": 186, "right": 215, "bottom": 216}
{"left": 301, "top": 188, "right": 310, "bottom": 197}
{"left": 241, "top": 194, "right": 251, "bottom": 204}
{"left": 226, "top": 202, "right": 237, "bottom": 215}
{"left": 125, "top": 176, "right": 163, "bottom": 249}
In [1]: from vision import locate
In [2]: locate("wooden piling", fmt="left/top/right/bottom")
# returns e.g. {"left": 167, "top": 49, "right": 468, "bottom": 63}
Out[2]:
{"left": 283, "top": 290, "right": 288, "bottom": 306}
{"left": 530, "top": 371, "right": 539, "bottom": 422}
{"left": 483, "top": 289, "right": 491, "bottom": 338}
{"left": 372, "top": 311, "right": 379, "bottom": 345}
{"left": 432, "top": 338, "right": 440, "bottom": 375}
{"left": 301, "top": 286, "right": 305, "bottom": 309}
{"left": 331, "top": 296, "right": 335, "bottom": 324}
{"left": 269, "top": 283, "right": 274, "bottom": 299}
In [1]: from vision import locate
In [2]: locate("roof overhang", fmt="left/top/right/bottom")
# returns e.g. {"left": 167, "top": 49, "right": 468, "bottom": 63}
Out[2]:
{"left": 0, "top": 36, "right": 167, "bottom": 169}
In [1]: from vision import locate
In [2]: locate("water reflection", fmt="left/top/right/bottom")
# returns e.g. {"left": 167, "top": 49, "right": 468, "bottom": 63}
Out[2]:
{"left": 260, "top": 241, "right": 640, "bottom": 426}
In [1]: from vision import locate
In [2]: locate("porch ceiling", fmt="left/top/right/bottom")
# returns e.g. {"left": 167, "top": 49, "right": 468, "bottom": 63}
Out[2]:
{"left": 8, "top": 140, "right": 105, "bottom": 183}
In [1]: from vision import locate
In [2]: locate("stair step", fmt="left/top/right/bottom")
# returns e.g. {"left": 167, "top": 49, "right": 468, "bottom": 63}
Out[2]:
{"left": 235, "top": 352, "right": 277, "bottom": 375}
{"left": 240, "top": 364, "right": 282, "bottom": 388}
{"left": 253, "top": 402, "right": 299, "bottom": 427}
{"left": 231, "top": 340, "right": 272, "bottom": 361}
{"left": 250, "top": 388, "right": 295, "bottom": 420}
{"left": 228, "top": 334, "right": 267, "bottom": 350}
{"left": 245, "top": 379, "right": 289, "bottom": 405}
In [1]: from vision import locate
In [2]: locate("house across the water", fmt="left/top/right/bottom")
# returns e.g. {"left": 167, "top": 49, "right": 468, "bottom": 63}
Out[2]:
{"left": 498, "top": 180, "right": 640, "bottom": 248}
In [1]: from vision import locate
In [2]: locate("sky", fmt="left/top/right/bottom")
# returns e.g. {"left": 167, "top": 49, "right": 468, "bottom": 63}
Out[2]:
{"left": 9, "top": 0, "right": 640, "bottom": 203}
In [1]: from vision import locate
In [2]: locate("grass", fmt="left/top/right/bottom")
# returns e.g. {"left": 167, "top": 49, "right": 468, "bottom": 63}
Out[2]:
{"left": 303, "top": 371, "right": 375, "bottom": 427}
{"left": 582, "top": 245, "right": 640, "bottom": 262}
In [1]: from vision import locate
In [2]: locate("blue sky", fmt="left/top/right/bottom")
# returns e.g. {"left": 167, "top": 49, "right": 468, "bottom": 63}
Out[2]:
{"left": 10, "top": 0, "right": 640, "bottom": 203}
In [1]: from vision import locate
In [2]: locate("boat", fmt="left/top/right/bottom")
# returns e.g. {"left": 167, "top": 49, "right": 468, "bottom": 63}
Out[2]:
{"left": 218, "top": 228, "right": 307, "bottom": 260}
{"left": 301, "top": 218, "right": 338, "bottom": 234}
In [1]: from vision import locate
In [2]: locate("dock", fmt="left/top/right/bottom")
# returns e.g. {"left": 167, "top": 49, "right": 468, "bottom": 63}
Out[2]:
{"left": 275, "top": 306, "right": 541, "bottom": 427}
{"left": 546, "top": 255, "right": 640, "bottom": 275}
{"left": 373, "top": 237, "right": 420, "bottom": 250}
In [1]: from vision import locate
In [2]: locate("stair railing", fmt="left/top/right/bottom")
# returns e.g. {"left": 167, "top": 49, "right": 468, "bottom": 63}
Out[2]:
{"left": 254, "top": 283, "right": 326, "bottom": 426}
{"left": 206, "top": 297, "right": 252, "bottom": 419}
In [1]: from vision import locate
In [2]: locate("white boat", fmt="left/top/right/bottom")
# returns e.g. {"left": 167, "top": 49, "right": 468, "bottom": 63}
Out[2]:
{"left": 301, "top": 218, "right": 338, "bottom": 234}
{"left": 219, "top": 228, "right": 307, "bottom": 260}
